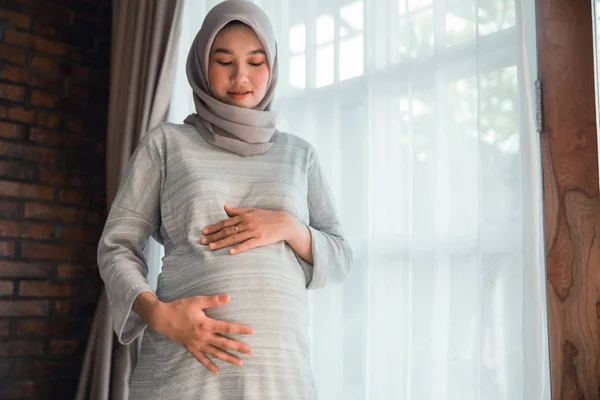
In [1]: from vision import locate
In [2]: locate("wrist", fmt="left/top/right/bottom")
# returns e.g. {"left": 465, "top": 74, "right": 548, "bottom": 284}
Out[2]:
{"left": 282, "top": 212, "right": 301, "bottom": 242}
{"left": 133, "top": 291, "right": 166, "bottom": 331}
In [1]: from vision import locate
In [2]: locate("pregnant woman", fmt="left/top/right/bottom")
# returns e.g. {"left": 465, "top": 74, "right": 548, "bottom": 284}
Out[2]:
{"left": 98, "top": 1, "right": 353, "bottom": 398}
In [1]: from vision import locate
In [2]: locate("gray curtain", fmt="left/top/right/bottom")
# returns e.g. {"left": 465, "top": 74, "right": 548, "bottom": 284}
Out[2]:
{"left": 76, "top": 1, "right": 182, "bottom": 399}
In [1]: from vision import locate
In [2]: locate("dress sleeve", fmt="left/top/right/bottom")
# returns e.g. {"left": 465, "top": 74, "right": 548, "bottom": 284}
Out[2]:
{"left": 297, "top": 145, "right": 354, "bottom": 289}
{"left": 97, "top": 136, "right": 164, "bottom": 345}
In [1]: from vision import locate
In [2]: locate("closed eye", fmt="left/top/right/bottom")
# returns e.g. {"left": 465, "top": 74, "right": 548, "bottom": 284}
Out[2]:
{"left": 249, "top": 62, "right": 265, "bottom": 67}
{"left": 217, "top": 61, "right": 232, "bottom": 66}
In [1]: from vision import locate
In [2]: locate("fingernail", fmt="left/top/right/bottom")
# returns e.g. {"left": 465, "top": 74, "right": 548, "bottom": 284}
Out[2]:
{"left": 238, "top": 360, "right": 243, "bottom": 366}
{"left": 201, "top": 238, "right": 207, "bottom": 244}
{"left": 209, "top": 243, "right": 215, "bottom": 249}
{"left": 230, "top": 249, "right": 236, "bottom": 254}
{"left": 203, "top": 229, "right": 208, "bottom": 234}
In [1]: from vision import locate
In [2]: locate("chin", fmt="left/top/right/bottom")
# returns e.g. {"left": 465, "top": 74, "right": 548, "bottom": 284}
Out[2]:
{"left": 224, "top": 98, "right": 258, "bottom": 109}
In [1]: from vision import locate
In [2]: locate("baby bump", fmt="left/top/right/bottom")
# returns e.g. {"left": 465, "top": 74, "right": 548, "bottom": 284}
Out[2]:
{"left": 156, "top": 244, "right": 310, "bottom": 335}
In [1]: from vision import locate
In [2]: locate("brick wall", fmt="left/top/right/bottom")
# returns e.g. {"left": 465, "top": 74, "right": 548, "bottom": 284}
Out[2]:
{"left": 0, "top": 0, "right": 110, "bottom": 398}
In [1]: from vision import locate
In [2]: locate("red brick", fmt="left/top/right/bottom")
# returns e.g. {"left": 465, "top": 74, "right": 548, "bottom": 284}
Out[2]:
{"left": 0, "top": 141, "right": 55, "bottom": 164}
{"left": 0, "top": 221, "right": 54, "bottom": 240}
{"left": 21, "top": 243, "right": 84, "bottom": 261}
{"left": 0, "top": 281, "right": 15, "bottom": 296}
{"left": 57, "top": 189, "right": 85, "bottom": 205}
{"left": 0, "top": 300, "right": 49, "bottom": 316}
{"left": 1, "top": 104, "right": 35, "bottom": 124}
{"left": 0, "top": 121, "right": 27, "bottom": 140}
{"left": 0, "top": 181, "right": 54, "bottom": 200}
{"left": 35, "top": 110, "right": 61, "bottom": 129}
{"left": 0, "top": 241, "right": 16, "bottom": 257}
{"left": 30, "top": 91, "right": 60, "bottom": 109}
{"left": 0, "top": 82, "right": 26, "bottom": 102}
{"left": 36, "top": 169, "right": 86, "bottom": 188}
{"left": 54, "top": 299, "right": 79, "bottom": 316}
{"left": 0, "top": 340, "right": 44, "bottom": 357}
{"left": 0, "top": 200, "right": 18, "bottom": 218}
{"left": 29, "top": 128, "right": 91, "bottom": 151}
{"left": 0, "top": 43, "right": 27, "bottom": 64}
{"left": 0, "top": 161, "right": 87, "bottom": 187}
{"left": 31, "top": 56, "right": 61, "bottom": 74}
{"left": 19, "top": 281, "right": 81, "bottom": 297}
{"left": 16, "top": 318, "right": 80, "bottom": 337}
{"left": 0, "top": 10, "right": 31, "bottom": 29}
{"left": 54, "top": 297, "right": 102, "bottom": 317}
{"left": 50, "top": 339, "right": 78, "bottom": 355}
{"left": 0, "top": 160, "right": 34, "bottom": 181}
{"left": 0, "top": 65, "right": 63, "bottom": 92}
{"left": 32, "top": 56, "right": 91, "bottom": 81}
{"left": 0, "top": 319, "right": 9, "bottom": 336}
{"left": 59, "top": 226, "right": 101, "bottom": 243}
{"left": 56, "top": 264, "right": 93, "bottom": 279}
{"left": 0, "top": 261, "right": 52, "bottom": 278}
{"left": 24, "top": 203, "right": 86, "bottom": 222}
{"left": 3, "top": 30, "right": 67, "bottom": 56}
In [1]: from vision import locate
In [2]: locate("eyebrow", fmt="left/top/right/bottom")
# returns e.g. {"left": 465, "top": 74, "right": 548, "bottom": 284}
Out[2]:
{"left": 212, "top": 48, "right": 266, "bottom": 56}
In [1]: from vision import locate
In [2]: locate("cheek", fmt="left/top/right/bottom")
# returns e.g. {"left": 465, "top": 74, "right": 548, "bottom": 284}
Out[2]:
{"left": 253, "top": 67, "right": 270, "bottom": 93}
{"left": 207, "top": 65, "right": 227, "bottom": 93}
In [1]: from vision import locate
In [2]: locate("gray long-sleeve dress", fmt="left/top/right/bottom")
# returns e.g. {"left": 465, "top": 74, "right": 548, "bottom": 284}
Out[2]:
{"left": 97, "top": 122, "right": 353, "bottom": 399}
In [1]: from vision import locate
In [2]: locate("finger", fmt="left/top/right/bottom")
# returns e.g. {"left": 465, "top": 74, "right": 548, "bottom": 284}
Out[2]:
{"left": 189, "top": 347, "right": 219, "bottom": 375}
{"left": 204, "top": 344, "right": 244, "bottom": 367}
{"left": 211, "top": 335, "right": 253, "bottom": 356}
{"left": 230, "top": 238, "right": 261, "bottom": 255}
{"left": 199, "top": 294, "right": 230, "bottom": 309}
{"left": 203, "top": 216, "right": 243, "bottom": 235}
{"left": 210, "top": 320, "right": 255, "bottom": 335}
{"left": 209, "top": 231, "right": 254, "bottom": 251}
{"left": 224, "top": 204, "right": 254, "bottom": 216}
{"left": 201, "top": 225, "right": 241, "bottom": 245}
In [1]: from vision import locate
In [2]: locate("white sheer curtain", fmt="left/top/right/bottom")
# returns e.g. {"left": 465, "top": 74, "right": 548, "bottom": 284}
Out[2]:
{"left": 164, "top": 0, "right": 551, "bottom": 398}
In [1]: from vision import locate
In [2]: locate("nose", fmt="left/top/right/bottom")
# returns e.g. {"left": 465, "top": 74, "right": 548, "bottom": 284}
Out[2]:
{"left": 230, "top": 63, "right": 249, "bottom": 84}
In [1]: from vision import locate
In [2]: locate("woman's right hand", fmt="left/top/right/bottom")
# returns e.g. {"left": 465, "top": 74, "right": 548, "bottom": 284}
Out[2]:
{"left": 135, "top": 292, "right": 254, "bottom": 375}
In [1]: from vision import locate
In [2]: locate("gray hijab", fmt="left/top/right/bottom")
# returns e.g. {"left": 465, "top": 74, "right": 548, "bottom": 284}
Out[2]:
{"left": 184, "top": 0, "right": 278, "bottom": 157}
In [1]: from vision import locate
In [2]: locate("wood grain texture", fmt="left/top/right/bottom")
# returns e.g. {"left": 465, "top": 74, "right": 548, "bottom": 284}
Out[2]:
{"left": 536, "top": 0, "right": 600, "bottom": 398}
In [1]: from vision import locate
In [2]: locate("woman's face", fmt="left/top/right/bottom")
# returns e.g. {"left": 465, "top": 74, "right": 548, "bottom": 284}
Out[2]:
{"left": 208, "top": 23, "right": 270, "bottom": 109}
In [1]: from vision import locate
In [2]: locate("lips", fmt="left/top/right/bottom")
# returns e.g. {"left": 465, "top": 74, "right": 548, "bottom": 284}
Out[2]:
{"left": 227, "top": 90, "right": 252, "bottom": 100}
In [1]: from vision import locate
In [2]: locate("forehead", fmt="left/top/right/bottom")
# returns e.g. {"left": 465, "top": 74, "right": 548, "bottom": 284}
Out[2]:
{"left": 211, "top": 24, "right": 264, "bottom": 52}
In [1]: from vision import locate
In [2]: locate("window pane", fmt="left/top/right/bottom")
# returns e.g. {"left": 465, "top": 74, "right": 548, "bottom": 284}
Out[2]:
{"left": 446, "top": 0, "right": 477, "bottom": 46}
{"left": 340, "top": 1, "right": 364, "bottom": 31}
{"left": 289, "top": 23, "right": 306, "bottom": 53}
{"left": 316, "top": 44, "right": 334, "bottom": 87}
{"left": 289, "top": 53, "right": 306, "bottom": 89}
{"left": 408, "top": 0, "right": 433, "bottom": 12}
{"left": 479, "top": 0, "right": 517, "bottom": 35}
{"left": 393, "top": 9, "right": 434, "bottom": 63}
{"left": 317, "top": 14, "right": 334, "bottom": 45}
{"left": 340, "top": 35, "right": 364, "bottom": 81}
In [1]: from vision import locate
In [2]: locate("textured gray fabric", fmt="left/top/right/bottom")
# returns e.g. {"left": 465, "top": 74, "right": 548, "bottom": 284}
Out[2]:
{"left": 184, "top": 0, "right": 279, "bottom": 157}
{"left": 97, "top": 122, "right": 353, "bottom": 399}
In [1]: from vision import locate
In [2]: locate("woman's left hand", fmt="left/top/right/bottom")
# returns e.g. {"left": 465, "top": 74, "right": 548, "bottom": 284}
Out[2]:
{"left": 201, "top": 205, "right": 295, "bottom": 254}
